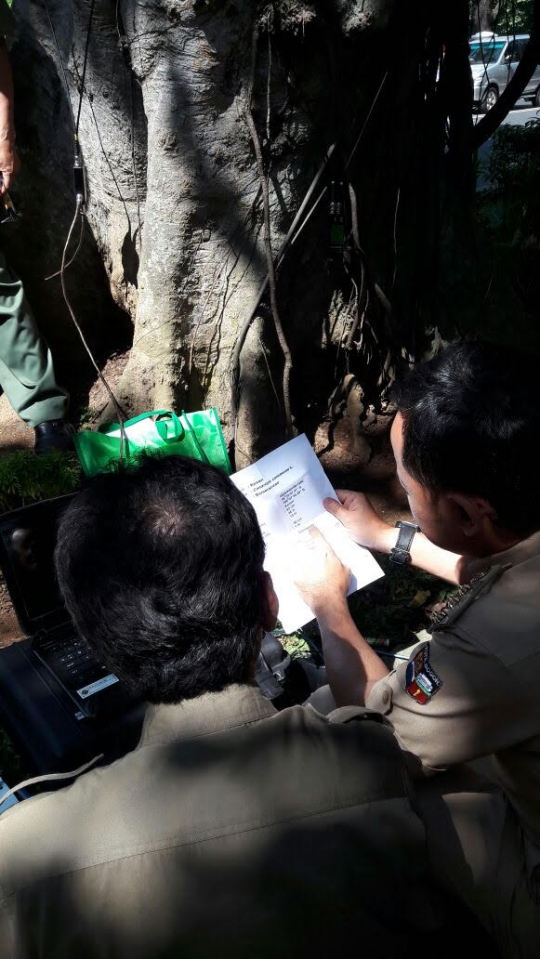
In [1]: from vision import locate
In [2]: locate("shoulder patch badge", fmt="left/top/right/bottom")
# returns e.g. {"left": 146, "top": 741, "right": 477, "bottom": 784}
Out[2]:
{"left": 405, "top": 645, "right": 443, "bottom": 705}
{"left": 430, "top": 565, "right": 504, "bottom": 631}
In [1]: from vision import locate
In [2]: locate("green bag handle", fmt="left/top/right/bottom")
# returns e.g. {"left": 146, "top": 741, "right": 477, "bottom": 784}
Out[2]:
{"left": 180, "top": 411, "right": 211, "bottom": 464}
{"left": 94, "top": 409, "right": 212, "bottom": 466}
{"left": 154, "top": 412, "right": 184, "bottom": 443}
{"left": 98, "top": 410, "right": 185, "bottom": 442}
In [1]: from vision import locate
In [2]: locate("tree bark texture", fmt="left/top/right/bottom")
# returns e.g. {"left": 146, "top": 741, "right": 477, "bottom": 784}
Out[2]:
{"left": 470, "top": 1, "right": 499, "bottom": 34}
{"left": 7, "top": 0, "right": 473, "bottom": 477}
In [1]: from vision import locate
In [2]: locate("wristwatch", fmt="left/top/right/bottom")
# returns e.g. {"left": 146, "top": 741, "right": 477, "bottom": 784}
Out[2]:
{"left": 389, "top": 520, "right": 420, "bottom": 565}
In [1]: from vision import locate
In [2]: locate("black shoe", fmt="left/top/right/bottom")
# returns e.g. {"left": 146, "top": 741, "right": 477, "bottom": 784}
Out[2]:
{"left": 34, "top": 419, "right": 75, "bottom": 455}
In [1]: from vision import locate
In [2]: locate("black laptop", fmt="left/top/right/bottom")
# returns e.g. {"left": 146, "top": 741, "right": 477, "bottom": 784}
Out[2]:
{"left": 0, "top": 494, "right": 137, "bottom": 721}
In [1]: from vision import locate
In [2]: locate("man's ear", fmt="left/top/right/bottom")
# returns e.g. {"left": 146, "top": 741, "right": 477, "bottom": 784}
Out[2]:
{"left": 260, "top": 571, "right": 279, "bottom": 631}
{"left": 446, "top": 492, "right": 497, "bottom": 537}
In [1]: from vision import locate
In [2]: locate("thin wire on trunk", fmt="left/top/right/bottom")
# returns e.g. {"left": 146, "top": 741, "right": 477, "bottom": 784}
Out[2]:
{"left": 244, "top": 24, "right": 294, "bottom": 437}
{"left": 75, "top": 0, "right": 96, "bottom": 136}
{"left": 60, "top": 198, "right": 128, "bottom": 456}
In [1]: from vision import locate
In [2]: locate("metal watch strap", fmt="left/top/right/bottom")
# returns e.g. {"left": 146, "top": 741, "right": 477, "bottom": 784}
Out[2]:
{"left": 389, "top": 520, "right": 420, "bottom": 565}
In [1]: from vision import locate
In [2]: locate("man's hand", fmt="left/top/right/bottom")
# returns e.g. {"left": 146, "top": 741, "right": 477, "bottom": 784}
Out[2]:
{"left": 324, "top": 491, "right": 393, "bottom": 552}
{"left": 295, "top": 525, "right": 388, "bottom": 707}
{"left": 326, "top": 489, "right": 468, "bottom": 586}
{"left": 0, "top": 141, "right": 19, "bottom": 194}
{"left": 293, "top": 526, "right": 351, "bottom": 616}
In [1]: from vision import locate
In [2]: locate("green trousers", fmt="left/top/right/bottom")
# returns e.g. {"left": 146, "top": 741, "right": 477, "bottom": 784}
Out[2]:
{"left": 0, "top": 247, "right": 68, "bottom": 428}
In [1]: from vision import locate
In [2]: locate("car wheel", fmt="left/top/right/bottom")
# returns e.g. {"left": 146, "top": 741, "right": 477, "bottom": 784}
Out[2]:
{"left": 535, "top": 86, "right": 540, "bottom": 108}
{"left": 481, "top": 86, "right": 499, "bottom": 112}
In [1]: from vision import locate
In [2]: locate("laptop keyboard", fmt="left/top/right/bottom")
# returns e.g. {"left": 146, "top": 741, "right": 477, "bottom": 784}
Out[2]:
{"left": 34, "top": 633, "right": 114, "bottom": 696}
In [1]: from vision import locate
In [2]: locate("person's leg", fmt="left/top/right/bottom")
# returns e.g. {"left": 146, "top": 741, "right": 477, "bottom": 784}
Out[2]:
{"left": 416, "top": 766, "right": 540, "bottom": 959}
{"left": 0, "top": 249, "right": 69, "bottom": 429}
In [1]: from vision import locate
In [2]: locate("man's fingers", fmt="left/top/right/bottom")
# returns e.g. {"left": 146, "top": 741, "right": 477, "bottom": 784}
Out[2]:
{"left": 307, "top": 527, "right": 343, "bottom": 567}
{"left": 0, "top": 171, "right": 10, "bottom": 194}
{"left": 308, "top": 525, "right": 327, "bottom": 545}
{"left": 334, "top": 489, "right": 364, "bottom": 508}
{"left": 323, "top": 497, "right": 347, "bottom": 522}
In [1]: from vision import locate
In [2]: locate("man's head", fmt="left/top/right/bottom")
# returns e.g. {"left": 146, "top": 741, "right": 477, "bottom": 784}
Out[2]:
{"left": 55, "top": 456, "right": 277, "bottom": 704}
{"left": 391, "top": 340, "right": 539, "bottom": 557}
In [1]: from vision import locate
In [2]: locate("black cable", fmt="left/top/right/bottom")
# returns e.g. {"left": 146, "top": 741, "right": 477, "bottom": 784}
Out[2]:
{"left": 0, "top": 753, "right": 104, "bottom": 809}
{"left": 42, "top": 0, "right": 90, "bottom": 195}
{"left": 42, "top": 0, "right": 76, "bottom": 130}
{"left": 60, "top": 198, "right": 128, "bottom": 453}
{"left": 345, "top": 71, "right": 388, "bottom": 171}
{"left": 130, "top": 73, "right": 143, "bottom": 246}
{"left": 44, "top": 211, "right": 85, "bottom": 280}
{"left": 75, "top": 0, "right": 96, "bottom": 138}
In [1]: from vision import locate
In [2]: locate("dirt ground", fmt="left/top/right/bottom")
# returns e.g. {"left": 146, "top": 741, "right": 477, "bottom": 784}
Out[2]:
{"left": 0, "top": 393, "right": 34, "bottom": 455}
{"left": 0, "top": 579, "right": 19, "bottom": 648}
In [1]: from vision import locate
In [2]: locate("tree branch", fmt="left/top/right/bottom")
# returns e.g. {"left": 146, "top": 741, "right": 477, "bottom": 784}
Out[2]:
{"left": 473, "top": 4, "right": 540, "bottom": 149}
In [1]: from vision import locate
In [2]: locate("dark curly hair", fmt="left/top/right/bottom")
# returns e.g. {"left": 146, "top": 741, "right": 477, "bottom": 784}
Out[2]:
{"left": 394, "top": 340, "right": 540, "bottom": 537}
{"left": 55, "top": 455, "right": 266, "bottom": 704}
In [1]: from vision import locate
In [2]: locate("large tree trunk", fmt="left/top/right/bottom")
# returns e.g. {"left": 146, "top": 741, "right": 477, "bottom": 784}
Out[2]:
{"left": 470, "top": 1, "right": 499, "bottom": 33}
{"left": 9, "top": 0, "right": 474, "bottom": 479}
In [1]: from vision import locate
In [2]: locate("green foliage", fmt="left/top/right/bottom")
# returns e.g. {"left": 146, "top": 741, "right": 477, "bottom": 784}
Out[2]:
{"left": 485, "top": 117, "right": 540, "bottom": 193}
{"left": 479, "top": 117, "right": 540, "bottom": 250}
{"left": 280, "top": 631, "right": 311, "bottom": 658}
{"left": 0, "top": 451, "right": 81, "bottom": 514}
{"left": 73, "top": 405, "right": 96, "bottom": 428}
{"left": 478, "top": 116, "right": 540, "bottom": 316}
{"left": 496, "top": 0, "right": 533, "bottom": 34}
{"left": 346, "top": 555, "right": 449, "bottom": 646}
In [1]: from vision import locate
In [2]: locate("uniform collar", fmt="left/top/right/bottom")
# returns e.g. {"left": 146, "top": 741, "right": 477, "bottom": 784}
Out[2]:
{"left": 138, "top": 683, "right": 277, "bottom": 748}
{"left": 468, "top": 529, "right": 540, "bottom": 576}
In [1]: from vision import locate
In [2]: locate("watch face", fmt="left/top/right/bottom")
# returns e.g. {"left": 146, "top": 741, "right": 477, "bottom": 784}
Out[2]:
{"left": 391, "top": 520, "right": 419, "bottom": 565}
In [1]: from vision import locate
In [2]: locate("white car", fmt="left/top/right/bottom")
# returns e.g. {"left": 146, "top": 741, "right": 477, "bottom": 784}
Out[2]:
{"left": 470, "top": 33, "right": 540, "bottom": 112}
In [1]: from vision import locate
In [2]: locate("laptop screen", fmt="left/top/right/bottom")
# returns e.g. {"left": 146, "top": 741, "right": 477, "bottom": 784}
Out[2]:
{"left": 0, "top": 496, "right": 74, "bottom": 632}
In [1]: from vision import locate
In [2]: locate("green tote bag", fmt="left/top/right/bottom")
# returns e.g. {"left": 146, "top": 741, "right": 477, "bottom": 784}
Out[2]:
{"left": 73, "top": 408, "right": 231, "bottom": 478}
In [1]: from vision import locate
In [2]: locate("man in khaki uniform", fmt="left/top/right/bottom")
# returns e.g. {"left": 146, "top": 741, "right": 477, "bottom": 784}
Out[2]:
{"left": 0, "top": 456, "right": 441, "bottom": 958}
{"left": 296, "top": 341, "right": 540, "bottom": 958}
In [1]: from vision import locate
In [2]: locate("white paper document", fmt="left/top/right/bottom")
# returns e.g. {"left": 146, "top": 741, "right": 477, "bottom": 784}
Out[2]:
{"left": 232, "top": 434, "right": 384, "bottom": 633}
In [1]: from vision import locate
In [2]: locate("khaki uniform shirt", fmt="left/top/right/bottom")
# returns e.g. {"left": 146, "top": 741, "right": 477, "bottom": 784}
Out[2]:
{"left": 368, "top": 532, "right": 540, "bottom": 849}
{"left": 0, "top": 684, "right": 439, "bottom": 959}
